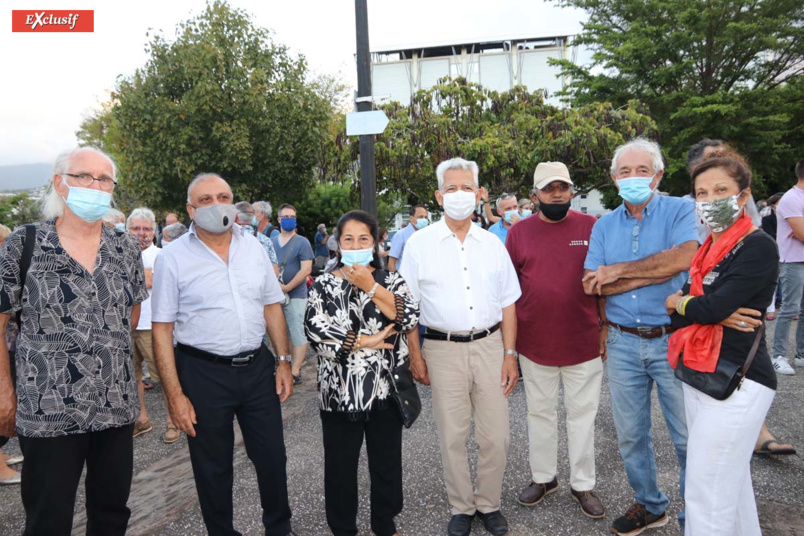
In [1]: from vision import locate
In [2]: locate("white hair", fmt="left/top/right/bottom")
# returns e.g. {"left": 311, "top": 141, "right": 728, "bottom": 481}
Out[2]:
{"left": 162, "top": 222, "right": 188, "bottom": 241}
{"left": 186, "top": 172, "right": 225, "bottom": 203}
{"left": 126, "top": 207, "right": 156, "bottom": 229}
{"left": 102, "top": 208, "right": 125, "bottom": 225}
{"left": 495, "top": 193, "right": 517, "bottom": 211}
{"left": 42, "top": 147, "right": 117, "bottom": 220}
{"left": 436, "top": 158, "right": 479, "bottom": 191}
{"left": 610, "top": 137, "right": 665, "bottom": 176}
{"left": 253, "top": 200, "right": 272, "bottom": 218}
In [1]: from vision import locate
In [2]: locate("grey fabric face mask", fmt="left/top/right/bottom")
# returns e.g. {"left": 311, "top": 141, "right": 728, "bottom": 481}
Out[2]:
{"left": 193, "top": 204, "right": 237, "bottom": 234}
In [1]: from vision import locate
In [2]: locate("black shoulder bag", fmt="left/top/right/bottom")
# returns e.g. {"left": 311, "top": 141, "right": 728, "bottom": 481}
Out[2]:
{"left": 350, "top": 272, "right": 421, "bottom": 428}
{"left": 674, "top": 322, "right": 764, "bottom": 401}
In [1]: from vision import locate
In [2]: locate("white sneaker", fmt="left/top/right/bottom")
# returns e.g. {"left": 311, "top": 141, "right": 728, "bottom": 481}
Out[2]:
{"left": 773, "top": 356, "right": 796, "bottom": 375}
{"left": 795, "top": 357, "right": 804, "bottom": 368}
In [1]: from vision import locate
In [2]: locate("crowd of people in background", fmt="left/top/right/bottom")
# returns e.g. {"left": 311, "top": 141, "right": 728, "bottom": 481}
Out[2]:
{"left": 0, "top": 140, "right": 801, "bottom": 536}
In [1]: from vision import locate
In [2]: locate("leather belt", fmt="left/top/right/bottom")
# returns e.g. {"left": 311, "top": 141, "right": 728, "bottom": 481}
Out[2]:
{"left": 423, "top": 323, "right": 501, "bottom": 343}
{"left": 176, "top": 343, "right": 264, "bottom": 367}
{"left": 608, "top": 322, "right": 676, "bottom": 340}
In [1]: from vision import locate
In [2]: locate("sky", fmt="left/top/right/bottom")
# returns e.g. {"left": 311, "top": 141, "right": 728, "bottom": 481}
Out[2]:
{"left": 0, "top": 0, "right": 586, "bottom": 167}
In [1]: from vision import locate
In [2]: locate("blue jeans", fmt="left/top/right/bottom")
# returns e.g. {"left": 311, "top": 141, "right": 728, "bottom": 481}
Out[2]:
{"left": 772, "top": 262, "right": 804, "bottom": 359}
{"left": 606, "top": 327, "right": 687, "bottom": 522}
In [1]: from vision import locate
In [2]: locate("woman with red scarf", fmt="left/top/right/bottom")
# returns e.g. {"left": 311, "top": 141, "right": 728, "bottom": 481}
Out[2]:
{"left": 665, "top": 151, "right": 777, "bottom": 536}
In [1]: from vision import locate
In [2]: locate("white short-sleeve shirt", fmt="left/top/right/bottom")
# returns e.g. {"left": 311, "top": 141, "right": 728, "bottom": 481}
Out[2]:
{"left": 399, "top": 219, "right": 521, "bottom": 332}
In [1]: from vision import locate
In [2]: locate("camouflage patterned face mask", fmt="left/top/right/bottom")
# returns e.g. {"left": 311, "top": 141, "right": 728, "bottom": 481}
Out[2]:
{"left": 695, "top": 191, "right": 744, "bottom": 233}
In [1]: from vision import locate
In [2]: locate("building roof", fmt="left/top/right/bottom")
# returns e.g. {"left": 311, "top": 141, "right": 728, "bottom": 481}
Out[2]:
{"left": 371, "top": 31, "right": 577, "bottom": 55}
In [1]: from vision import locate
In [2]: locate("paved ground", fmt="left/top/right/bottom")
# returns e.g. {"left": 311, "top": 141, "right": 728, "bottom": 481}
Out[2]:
{"left": 1, "top": 323, "right": 803, "bottom": 535}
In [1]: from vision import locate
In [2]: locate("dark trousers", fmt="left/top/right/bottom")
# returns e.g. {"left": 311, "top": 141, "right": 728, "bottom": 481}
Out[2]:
{"left": 321, "top": 405, "right": 403, "bottom": 536}
{"left": 18, "top": 424, "right": 134, "bottom": 536}
{"left": 176, "top": 345, "right": 291, "bottom": 536}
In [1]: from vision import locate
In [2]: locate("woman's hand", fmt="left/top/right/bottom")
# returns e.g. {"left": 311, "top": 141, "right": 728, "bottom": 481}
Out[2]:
{"left": 342, "top": 264, "right": 375, "bottom": 292}
{"left": 720, "top": 308, "right": 763, "bottom": 332}
{"left": 665, "top": 290, "right": 683, "bottom": 316}
{"left": 359, "top": 324, "right": 397, "bottom": 350}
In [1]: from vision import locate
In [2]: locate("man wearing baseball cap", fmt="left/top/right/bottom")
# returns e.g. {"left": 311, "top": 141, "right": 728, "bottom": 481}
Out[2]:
{"left": 506, "top": 162, "right": 607, "bottom": 520}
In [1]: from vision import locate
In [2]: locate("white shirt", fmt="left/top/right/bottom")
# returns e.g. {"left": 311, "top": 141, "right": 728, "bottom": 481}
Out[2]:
{"left": 151, "top": 223, "right": 285, "bottom": 355}
{"left": 136, "top": 243, "right": 161, "bottom": 331}
{"left": 399, "top": 219, "right": 521, "bottom": 332}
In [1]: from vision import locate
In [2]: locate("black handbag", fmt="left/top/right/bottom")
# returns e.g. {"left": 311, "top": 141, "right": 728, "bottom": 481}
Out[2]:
{"left": 388, "top": 360, "right": 421, "bottom": 428}
{"left": 674, "top": 323, "right": 764, "bottom": 401}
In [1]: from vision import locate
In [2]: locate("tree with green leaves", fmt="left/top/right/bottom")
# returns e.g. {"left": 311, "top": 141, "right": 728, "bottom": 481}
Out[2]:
{"left": 553, "top": 0, "right": 804, "bottom": 196}
{"left": 0, "top": 194, "right": 43, "bottom": 229}
{"left": 328, "top": 77, "right": 658, "bottom": 209}
{"left": 85, "top": 1, "right": 330, "bottom": 215}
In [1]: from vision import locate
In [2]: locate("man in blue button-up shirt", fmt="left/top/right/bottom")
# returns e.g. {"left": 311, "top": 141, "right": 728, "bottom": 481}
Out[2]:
{"left": 583, "top": 138, "right": 698, "bottom": 536}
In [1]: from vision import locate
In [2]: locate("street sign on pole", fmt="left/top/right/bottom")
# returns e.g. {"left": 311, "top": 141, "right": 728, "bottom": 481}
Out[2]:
{"left": 346, "top": 110, "right": 389, "bottom": 136}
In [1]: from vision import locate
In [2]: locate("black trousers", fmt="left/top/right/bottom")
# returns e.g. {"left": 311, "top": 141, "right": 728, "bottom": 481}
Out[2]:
{"left": 18, "top": 424, "right": 134, "bottom": 536}
{"left": 321, "top": 405, "right": 403, "bottom": 536}
{"left": 176, "top": 345, "right": 292, "bottom": 536}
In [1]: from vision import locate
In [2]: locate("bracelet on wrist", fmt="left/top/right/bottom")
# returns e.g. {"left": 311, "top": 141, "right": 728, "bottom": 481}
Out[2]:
{"left": 676, "top": 295, "right": 693, "bottom": 316}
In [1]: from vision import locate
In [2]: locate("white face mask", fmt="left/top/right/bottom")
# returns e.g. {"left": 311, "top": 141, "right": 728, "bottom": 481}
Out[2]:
{"left": 441, "top": 190, "right": 477, "bottom": 220}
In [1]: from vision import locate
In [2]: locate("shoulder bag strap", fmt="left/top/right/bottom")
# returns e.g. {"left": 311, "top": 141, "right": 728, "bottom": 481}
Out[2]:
{"left": 16, "top": 224, "right": 36, "bottom": 326}
{"left": 277, "top": 234, "right": 298, "bottom": 282}
{"left": 741, "top": 322, "right": 765, "bottom": 375}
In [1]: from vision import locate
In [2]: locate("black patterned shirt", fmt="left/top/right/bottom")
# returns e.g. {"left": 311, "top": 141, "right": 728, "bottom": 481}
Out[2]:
{"left": 305, "top": 270, "right": 419, "bottom": 415}
{"left": 0, "top": 220, "right": 148, "bottom": 437}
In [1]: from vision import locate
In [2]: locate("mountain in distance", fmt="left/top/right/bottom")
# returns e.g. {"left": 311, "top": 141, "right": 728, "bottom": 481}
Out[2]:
{"left": 0, "top": 163, "right": 51, "bottom": 192}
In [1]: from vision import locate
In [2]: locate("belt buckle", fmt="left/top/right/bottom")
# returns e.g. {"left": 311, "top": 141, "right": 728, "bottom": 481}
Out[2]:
{"left": 636, "top": 326, "right": 653, "bottom": 333}
{"left": 231, "top": 355, "right": 252, "bottom": 367}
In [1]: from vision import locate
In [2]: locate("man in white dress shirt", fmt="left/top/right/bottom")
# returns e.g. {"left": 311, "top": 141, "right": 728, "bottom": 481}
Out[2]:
{"left": 151, "top": 173, "right": 295, "bottom": 536}
{"left": 400, "top": 158, "right": 521, "bottom": 536}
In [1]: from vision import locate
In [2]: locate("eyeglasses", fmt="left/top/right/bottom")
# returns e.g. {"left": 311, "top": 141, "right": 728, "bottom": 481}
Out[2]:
{"left": 129, "top": 226, "right": 153, "bottom": 233}
{"left": 62, "top": 172, "right": 117, "bottom": 191}
{"left": 540, "top": 182, "right": 571, "bottom": 194}
{"left": 632, "top": 224, "right": 641, "bottom": 254}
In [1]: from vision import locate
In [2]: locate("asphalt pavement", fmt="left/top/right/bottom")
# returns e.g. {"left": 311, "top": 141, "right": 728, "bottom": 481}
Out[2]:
{"left": 1, "top": 321, "right": 803, "bottom": 535}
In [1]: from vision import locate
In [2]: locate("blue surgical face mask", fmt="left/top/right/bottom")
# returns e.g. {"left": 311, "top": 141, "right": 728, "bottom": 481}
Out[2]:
{"left": 415, "top": 218, "right": 429, "bottom": 230}
{"left": 341, "top": 247, "right": 374, "bottom": 267}
{"left": 280, "top": 217, "right": 297, "bottom": 232}
{"left": 62, "top": 180, "right": 112, "bottom": 223}
{"left": 504, "top": 209, "right": 519, "bottom": 223}
{"left": 251, "top": 217, "right": 258, "bottom": 227}
{"left": 114, "top": 222, "right": 126, "bottom": 232}
{"left": 521, "top": 209, "right": 533, "bottom": 218}
{"left": 617, "top": 176, "right": 655, "bottom": 205}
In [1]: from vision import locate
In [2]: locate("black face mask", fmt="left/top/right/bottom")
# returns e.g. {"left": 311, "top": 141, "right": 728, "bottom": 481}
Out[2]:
{"left": 539, "top": 200, "right": 571, "bottom": 221}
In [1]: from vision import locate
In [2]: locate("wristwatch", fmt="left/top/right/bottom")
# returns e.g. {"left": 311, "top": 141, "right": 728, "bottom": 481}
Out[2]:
{"left": 504, "top": 349, "right": 518, "bottom": 357}
{"left": 367, "top": 282, "right": 380, "bottom": 299}
{"left": 276, "top": 354, "right": 291, "bottom": 363}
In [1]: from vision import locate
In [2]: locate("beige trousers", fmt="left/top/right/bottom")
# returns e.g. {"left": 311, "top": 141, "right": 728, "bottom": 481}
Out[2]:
{"left": 520, "top": 356, "right": 603, "bottom": 491}
{"left": 424, "top": 333, "right": 510, "bottom": 516}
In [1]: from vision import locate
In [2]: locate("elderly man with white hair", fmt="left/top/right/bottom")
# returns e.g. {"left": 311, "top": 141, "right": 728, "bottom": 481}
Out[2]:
{"left": 127, "top": 207, "right": 180, "bottom": 444}
{"left": 582, "top": 137, "right": 698, "bottom": 535}
{"left": 0, "top": 147, "right": 148, "bottom": 535}
{"left": 401, "top": 158, "right": 521, "bottom": 536}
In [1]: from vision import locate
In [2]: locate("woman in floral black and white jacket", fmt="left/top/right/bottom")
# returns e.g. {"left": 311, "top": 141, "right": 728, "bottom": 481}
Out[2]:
{"left": 305, "top": 210, "right": 419, "bottom": 536}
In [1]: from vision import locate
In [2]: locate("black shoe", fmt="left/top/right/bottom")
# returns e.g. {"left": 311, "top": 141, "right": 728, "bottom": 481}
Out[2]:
{"left": 610, "top": 502, "right": 669, "bottom": 535}
{"left": 478, "top": 510, "right": 508, "bottom": 535}
{"left": 447, "top": 513, "right": 474, "bottom": 536}
{"left": 292, "top": 373, "right": 302, "bottom": 385}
